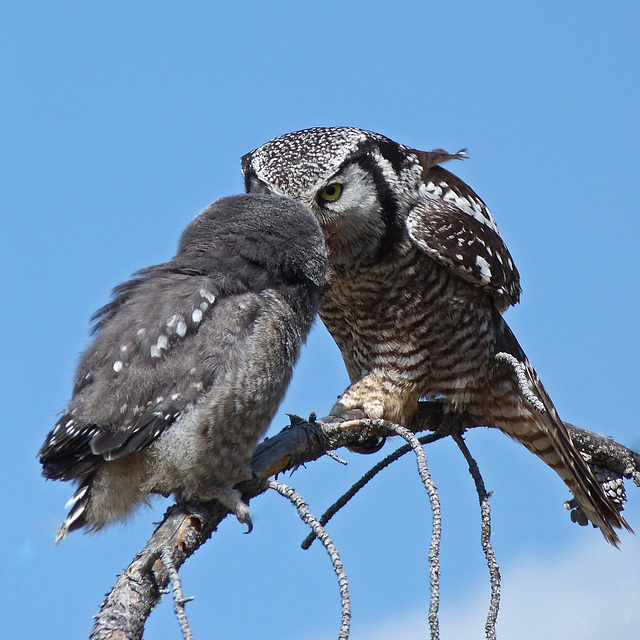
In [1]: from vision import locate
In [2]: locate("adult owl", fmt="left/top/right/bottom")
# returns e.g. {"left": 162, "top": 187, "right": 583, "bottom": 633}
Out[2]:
{"left": 39, "top": 194, "right": 327, "bottom": 541}
{"left": 241, "top": 127, "right": 630, "bottom": 545}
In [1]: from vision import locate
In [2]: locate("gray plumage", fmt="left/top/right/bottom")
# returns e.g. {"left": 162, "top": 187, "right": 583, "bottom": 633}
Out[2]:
{"left": 242, "top": 127, "right": 631, "bottom": 546}
{"left": 39, "top": 194, "right": 327, "bottom": 541}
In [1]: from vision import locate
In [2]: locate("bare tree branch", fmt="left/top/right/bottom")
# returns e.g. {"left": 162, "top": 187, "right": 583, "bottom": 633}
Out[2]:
{"left": 157, "top": 548, "right": 194, "bottom": 640}
{"left": 384, "top": 423, "right": 442, "bottom": 640}
{"left": 268, "top": 480, "right": 351, "bottom": 640}
{"left": 565, "top": 422, "right": 640, "bottom": 483}
{"left": 90, "top": 401, "right": 639, "bottom": 638}
{"left": 453, "top": 433, "right": 500, "bottom": 640}
{"left": 301, "top": 432, "right": 446, "bottom": 550}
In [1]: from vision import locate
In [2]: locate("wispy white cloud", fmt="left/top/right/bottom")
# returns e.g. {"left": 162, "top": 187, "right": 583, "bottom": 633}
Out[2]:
{"left": 345, "top": 539, "right": 640, "bottom": 640}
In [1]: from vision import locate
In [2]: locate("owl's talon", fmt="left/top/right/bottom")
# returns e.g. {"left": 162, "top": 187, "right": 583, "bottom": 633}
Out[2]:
{"left": 329, "top": 406, "right": 366, "bottom": 422}
{"left": 241, "top": 515, "right": 254, "bottom": 534}
{"left": 232, "top": 499, "right": 253, "bottom": 533}
{"left": 348, "top": 437, "right": 386, "bottom": 455}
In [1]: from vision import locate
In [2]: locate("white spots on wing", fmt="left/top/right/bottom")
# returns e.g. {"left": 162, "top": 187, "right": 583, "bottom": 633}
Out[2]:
{"left": 199, "top": 288, "right": 216, "bottom": 304}
{"left": 456, "top": 254, "right": 464, "bottom": 261}
{"left": 155, "top": 396, "right": 164, "bottom": 404}
{"left": 475, "top": 255, "right": 492, "bottom": 282}
{"left": 462, "top": 199, "right": 499, "bottom": 233}
{"left": 196, "top": 289, "right": 215, "bottom": 315}
{"left": 192, "top": 308, "right": 203, "bottom": 324}
{"left": 150, "top": 334, "right": 170, "bottom": 358}
{"left": 188, "top": 367, "right": 197, "bottom": 376}
{"left": 421, "top": 182, "right": 443, "bottom": 199}
{"left": 166, "top": 313, "right": 188, "bottom": 338}
{"left": 120, "top": 344, "right": 128, "bottom": 353}
{"left": 137, "top": 328, "right": 146, "bottom": 336}
{"left": 64, "top": 420, "right": 78, "bottom": 437}
{"left": 120, "top": 403, "right": 128, "bottom": 413}
{"left": 420, "top": 180, "right": 500, "bottom": 234}
{"left": 113, "top": 360, "right": 123, "bottom": 373}
{"left": 192, "top": 381, "right": 204, "bottom": 391}
{"left": 170, "top": 393, "right": 180, "bottom": 401}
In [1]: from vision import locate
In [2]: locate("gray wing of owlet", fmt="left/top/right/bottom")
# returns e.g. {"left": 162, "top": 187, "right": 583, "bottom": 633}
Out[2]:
{"left": 39, "top": 194, "right": 327, "bottom": 541}
{"left": 242, "top": 127, "right": 632, "bottom": 546}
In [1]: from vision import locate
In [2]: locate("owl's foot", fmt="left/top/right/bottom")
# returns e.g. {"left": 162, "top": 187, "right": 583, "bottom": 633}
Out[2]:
{"left": 218, "top": 486, "right": 253, "bottom": 533}
{"left": 331, "top": 397, "right": 385, "bottom": 421}
{"left": 330, "top": 400, "right": 386, "bottom": 454}
{"left": 189, "top": 484, "right": 253, "bottom": 533}
{"left": 331, "top": 374, "right": 415, "bottom": 425}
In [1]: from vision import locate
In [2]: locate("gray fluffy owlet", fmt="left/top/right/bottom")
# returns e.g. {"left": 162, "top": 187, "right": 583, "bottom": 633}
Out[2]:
{"left": 39, "top": 194, "right": 327, "bottom": 541}
{"left": 242, "top": 127, "right": 631, "bottom": 546}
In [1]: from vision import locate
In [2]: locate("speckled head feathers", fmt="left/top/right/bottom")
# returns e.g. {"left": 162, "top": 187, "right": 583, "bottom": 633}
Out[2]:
{"left": 242, "top": 127, "right": 396, "bottom": 197}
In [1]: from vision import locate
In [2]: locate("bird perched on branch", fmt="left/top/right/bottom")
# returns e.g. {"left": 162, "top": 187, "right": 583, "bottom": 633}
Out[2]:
{"left": 242, "top": 127, "right": 631, "bottom": 545}
{"left": 39, "top": 194, "right": 327, "bottom": 541}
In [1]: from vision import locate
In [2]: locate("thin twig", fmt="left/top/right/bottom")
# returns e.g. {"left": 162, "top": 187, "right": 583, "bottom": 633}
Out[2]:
{"left": 268, "top": 480, "right": 351, "bottom": 640}
{"left": 384, "top": 424, "right": 441, "bottom": 640}
{"left": 495, "top": 352, "right": 545, "bottom": 412}
{"left": 302, "top": 433, "right": 446, "bottom": 550}
{"left": 159, "top": 547, "right": 195, "bottom": 640}
{"left": 326, "top": 451, "right": 349, "bottom": 465}
{"left": 452, "top": 433, "right": 501, "bottom": 640}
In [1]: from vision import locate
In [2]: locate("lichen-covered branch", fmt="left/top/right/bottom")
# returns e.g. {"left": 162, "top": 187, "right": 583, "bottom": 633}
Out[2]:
{"left": 301, "top": 432, "right": 447, "bottom": 550}
{"left": 268, "top": 480, "right": 351, "bottom": 640}
{"left": 90, "top": 401, "right": 639, "bottom": 638}
{"left": 453, "top": 433, "right": 500, "bottom": 640}
{"left": 384, "top": 424, "right": 442, "bottom": 640}
{"left": 564, "top": 422, "right": 640, "bottom": 485}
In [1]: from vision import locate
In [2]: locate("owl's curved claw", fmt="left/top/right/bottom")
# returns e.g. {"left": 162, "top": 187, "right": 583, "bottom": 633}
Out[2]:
{"left": 242, "top": 515, "right": 254, "bottom": 534}
{"left": 348, "top": 437, "right": 386, "bottom": 455}
{"left": 233, "top": 501, "right": 253, "bottom": 534}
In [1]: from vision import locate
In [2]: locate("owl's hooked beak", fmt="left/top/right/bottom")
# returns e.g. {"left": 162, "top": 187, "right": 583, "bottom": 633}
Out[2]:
{"left": 323, "top": 230, "right": 337, "bottom": 256}
{"left": 319, "top": 219, "right": 339, "bottom": 257}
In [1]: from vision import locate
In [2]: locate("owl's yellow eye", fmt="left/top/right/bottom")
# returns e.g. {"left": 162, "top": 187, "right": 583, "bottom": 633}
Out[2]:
{"left": 319, "top": 183, "right": 343, "bottom": 202}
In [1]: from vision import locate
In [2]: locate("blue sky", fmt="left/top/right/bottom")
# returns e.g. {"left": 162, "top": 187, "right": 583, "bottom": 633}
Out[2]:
{"left": 2, "top": 3, "right": 639, "bottom": 639}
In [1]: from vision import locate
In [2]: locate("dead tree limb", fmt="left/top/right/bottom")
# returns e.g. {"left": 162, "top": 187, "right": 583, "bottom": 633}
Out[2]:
{"left": 453, "top": 433, "right": 500, "bottom": 640}
{"left": 268, "top": 480, "right": 351, "bottom": 640}
{"left": 90, "top": 400, "right": 640, "bottom": 639}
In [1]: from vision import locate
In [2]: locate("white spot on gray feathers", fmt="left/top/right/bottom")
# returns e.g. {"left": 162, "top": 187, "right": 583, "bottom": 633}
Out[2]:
{"left": 475, "top": 255, "right": 492, "bottom": 282}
